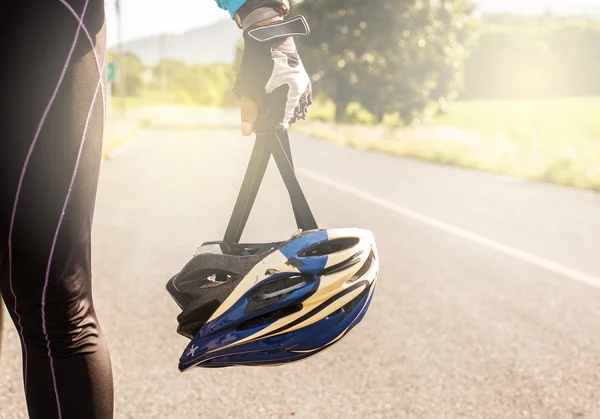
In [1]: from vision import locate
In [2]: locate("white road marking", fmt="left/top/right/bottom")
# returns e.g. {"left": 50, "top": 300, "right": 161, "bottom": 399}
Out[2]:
{"left": 228, "top": 137, "right": 600, "bottom": 291}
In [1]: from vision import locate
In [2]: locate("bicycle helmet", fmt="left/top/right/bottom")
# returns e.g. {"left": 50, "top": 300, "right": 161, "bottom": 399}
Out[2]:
{"left": 167, "top": 227, "right": 378, "bottom": 371}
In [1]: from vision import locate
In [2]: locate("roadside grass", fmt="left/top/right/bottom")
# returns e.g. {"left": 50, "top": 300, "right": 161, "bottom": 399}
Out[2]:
{"left": 102, "top": 118, "right": 151, "bottom": 160}
{"left": 293, "top": 97, "right": 600, "bottom": 191}
{"left": 103, "top": 88, "right": 197, "bottom": 159}
{"left": 114, "top": 87, "right": 198, "bottom": 109}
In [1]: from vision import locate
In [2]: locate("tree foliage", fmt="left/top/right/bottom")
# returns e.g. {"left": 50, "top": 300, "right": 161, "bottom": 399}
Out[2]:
{"left": 181, "top": 63, "right": 236, "bottom": 106}
{"left": 153, "top": 59, "right": 236, "bottom": 106}
{"left": 462, "top": 15, "right": 600, "bottom": 98}
{"left": 113, "top": 51, "right": 144, "bottom": 96}
{"left": 295, "top": 0, "right": 478, "bottom": 123}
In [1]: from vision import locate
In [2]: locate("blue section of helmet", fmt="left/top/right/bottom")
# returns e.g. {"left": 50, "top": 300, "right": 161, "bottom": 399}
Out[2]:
{"left": 347, "top": 286, "right": 375, "bottom": 328}
{"left": 198, "top": 275, "right": 319, "bottom": 338}
{"left": 178, "top": 277, "right": 320, "bottom": 370}
{"left": 279, "top": 230, "right": 328, "bottom": 259}
{"left": 279, "top": 230, "right": 330, "bottom": 275}
{"left": 195, "top": 349, "right": 313, "bottom": 368}
{"left": 291, "top": 285, "right": 372, "bottom": 352}
{"left": 184, "top": 289, "right": 372, "bottom": 369}
{"left": 179, "top": 283, "right": 375, "bottom": 371}
{"left": 280, "top": 230, "right": 327, "bottom": 257}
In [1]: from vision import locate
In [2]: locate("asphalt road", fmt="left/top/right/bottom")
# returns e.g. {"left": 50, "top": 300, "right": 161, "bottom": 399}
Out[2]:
{"left": 2, "top": 109, "right": 600, "bottom": 418}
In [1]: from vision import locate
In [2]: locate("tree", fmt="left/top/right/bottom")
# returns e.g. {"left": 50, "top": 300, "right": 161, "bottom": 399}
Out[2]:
{"left": 178, "top": 63, "right": 236, "bottom": 106}
{"left": 461, "top": 15, "right": 600, "bottom": 99}
{"left": 112, "top": 51, "right": 144, "bottom": 96}
{"left": 153, "top": 59, "right": 190, "bottom": 90}
{"left": 295, "top": 0, "right": 477, "bottom": 123}
{"left": 151, "top": 59, "right": 235, "bottom": 107}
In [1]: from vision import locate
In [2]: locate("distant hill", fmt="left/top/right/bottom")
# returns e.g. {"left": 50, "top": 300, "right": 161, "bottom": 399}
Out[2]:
{"left": 117, "top": 19, "right": 241, "bottom": 67}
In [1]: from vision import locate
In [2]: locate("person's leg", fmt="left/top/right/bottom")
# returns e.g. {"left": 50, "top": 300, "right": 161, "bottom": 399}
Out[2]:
{"left": 0, "top": 280, "right": 4, "bottom": 358}
{"left": 0, "top": 1, "right": 113, "bottom": 418}
{"left": 0, "top": 249, "right": 4, "bottom": 356}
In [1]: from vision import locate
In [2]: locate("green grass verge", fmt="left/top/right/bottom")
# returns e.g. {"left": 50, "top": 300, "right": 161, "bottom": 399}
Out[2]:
{"left": 103, "top": 88, "right": 197, "bottom": 159}
{"left": 294, "top": 97, "right": 600, "bottom": 191}
{"left": 102, "top": 125, "right": 144, "bottom": 160}
{"left": 110, "top": 88, "right": 198, "bottom": 110}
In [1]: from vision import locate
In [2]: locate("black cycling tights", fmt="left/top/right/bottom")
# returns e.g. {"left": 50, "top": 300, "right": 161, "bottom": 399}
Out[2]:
{"left": 0, "top": 1, "right": 113, "bottom": 418}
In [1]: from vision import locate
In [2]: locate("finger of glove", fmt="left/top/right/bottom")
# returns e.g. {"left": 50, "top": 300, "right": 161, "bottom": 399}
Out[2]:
{"left": 288, "top": 83, "right": 313, "bottom": 126}
{"left": 259, "top": 82, "right": 312, "bottom": 132}
{"left": 241, "top": 96, "right": 259, "bottom": 136}
{"left": 264, "top": 84, "right": 290, "bottom": 129}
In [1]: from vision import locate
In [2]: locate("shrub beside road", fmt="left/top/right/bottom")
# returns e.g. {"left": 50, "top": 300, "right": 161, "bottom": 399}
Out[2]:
{"left": 294, "top": 98, "right": 600, "bottom": 191}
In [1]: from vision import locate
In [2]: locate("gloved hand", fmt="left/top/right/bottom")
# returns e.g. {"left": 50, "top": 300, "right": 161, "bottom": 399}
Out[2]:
{"left": 233, "top": 16, "right": 313, "bottom": 135}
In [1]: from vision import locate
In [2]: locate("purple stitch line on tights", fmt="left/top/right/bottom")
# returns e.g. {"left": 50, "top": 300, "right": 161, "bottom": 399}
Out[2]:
{"left": 6, "top": 0, "right": 90, "bottom": 414}
{"left": 41, "top": 2, "right": 96, "bottom": 415}
{"left": 42, "top": 57, "right": 104, "bottom": 419}
{"left": 59, "top": 0, "right": 107, "bottom": 116}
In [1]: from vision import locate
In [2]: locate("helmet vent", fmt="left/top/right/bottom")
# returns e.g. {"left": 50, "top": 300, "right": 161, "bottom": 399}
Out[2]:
{"left": 238, "top": 304, "right": 303, "bottom": 331}
{"left": 327, "top": 286, "right": 370, "bottom": 320}
{"left": 322, "top": 251, "right": 364, "bottom": 276}
{"left": 340, "top": 288, "right": 369, "bottom": 317}
{"left": 299, "top": 237, "right": 360, "bottom": 257}
{"left": 246, "top": 274, "right": 314, "bottom": 313}
{"left": 346, "top": 251, "right": 375, "bottom": 284}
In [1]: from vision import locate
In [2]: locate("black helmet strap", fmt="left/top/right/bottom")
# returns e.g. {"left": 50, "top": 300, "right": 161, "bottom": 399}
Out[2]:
{"left": 223, "top": 131, "right": 319, "bottom": 245}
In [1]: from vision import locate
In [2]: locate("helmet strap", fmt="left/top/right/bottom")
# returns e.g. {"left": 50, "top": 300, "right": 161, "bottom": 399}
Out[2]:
{"left": 223, "top": 131, "right": 318, "bottom": 244}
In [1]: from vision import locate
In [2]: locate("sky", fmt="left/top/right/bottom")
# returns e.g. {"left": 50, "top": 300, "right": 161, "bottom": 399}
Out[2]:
{"left": 105, "top": 0, "right": 600, "bottom": 47}
{"left": 105, "top": 0, "right": 231, "bottom": 47}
